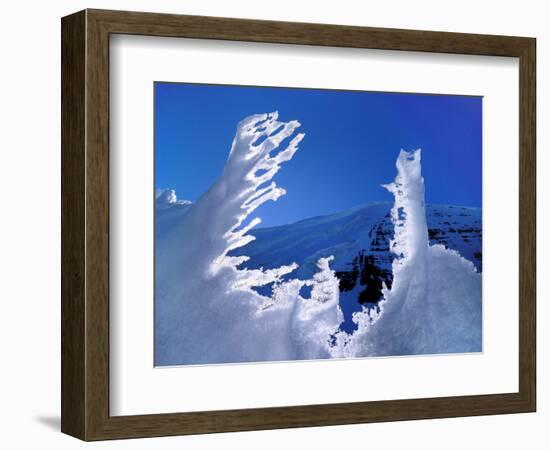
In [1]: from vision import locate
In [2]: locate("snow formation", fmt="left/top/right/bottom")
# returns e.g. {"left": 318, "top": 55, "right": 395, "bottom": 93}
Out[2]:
{"left": 155, "top": 114, "right": 482, "bottom": 366}
{"left": 156, "top": 113, "right": 342, "bottom": 365}
{"left": 330, "top": 150, "right": 482, "bottom": 357}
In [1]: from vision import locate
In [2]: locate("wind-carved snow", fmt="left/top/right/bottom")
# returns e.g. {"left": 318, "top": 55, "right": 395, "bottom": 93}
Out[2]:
{"left": 155, "top": 116, "right": 482, "bottom": 366}
{"left": 155, "top": 113, "right": 343, "bottom": 365}
{"left": 331, "top": 150, "right": 482, "bottom": 357}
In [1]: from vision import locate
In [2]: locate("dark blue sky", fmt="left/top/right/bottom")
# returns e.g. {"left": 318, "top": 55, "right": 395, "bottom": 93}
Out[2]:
{"left": 155, "top": 82, "right": 482, "bottom": 228}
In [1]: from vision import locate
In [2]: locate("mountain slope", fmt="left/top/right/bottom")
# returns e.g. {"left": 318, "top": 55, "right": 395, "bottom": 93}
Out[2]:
{"left": 229, "top": 202, "right": 482, "bottom": 331}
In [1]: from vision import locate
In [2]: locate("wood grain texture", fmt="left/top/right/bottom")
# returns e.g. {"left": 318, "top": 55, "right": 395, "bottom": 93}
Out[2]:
{"left": 61, "top": 8, "right": 537, "bottom": 441}
{"left": 89, "top": 8, "right": 532, "bottom": 56}
{"left": 61, "top": 10, "right": 86, "bottom": 439}
{"left": 518, "top": 38, "right": 536, "bottom": 410}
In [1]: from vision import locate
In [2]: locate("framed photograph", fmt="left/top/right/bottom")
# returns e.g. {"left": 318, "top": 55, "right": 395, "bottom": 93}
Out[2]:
{"left": 61, "top": 9, "right": 536, "bottom": 440}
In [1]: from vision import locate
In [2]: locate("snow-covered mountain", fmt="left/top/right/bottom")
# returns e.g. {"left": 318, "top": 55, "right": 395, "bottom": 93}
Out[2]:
{"left": 229, "top": 202, "right": 481, "bottom": 332}
{"left": 156, "top": 193, "right": 482, "bottom": 333}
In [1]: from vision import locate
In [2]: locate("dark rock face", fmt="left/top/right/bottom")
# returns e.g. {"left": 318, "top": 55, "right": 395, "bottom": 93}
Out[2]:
{"left": 426, "top": 205, "right": 482, "bottom": 273}
{"left": 336, "top": 251, "right": 393, "bottom": 304}
{"left": 330, "top": 208, "right": 394, "bottom": 308}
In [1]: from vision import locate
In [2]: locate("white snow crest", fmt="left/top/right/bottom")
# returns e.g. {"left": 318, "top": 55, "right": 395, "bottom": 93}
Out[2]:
{"left": 209, "top": 112, "right": 304, "bottom": 275}
{"left": 383, "top": 149, "right": 429, "bottom": 262}
{"left": 155, "top": 113, "right": 343, "bottom": 365}
{"left": 155, "top": 188, "right": 192, "bottom": 207}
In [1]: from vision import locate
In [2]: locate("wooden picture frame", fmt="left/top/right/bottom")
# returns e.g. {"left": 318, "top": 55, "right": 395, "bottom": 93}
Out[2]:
{"left": 61, "top": 8, "right": 536, "bottom": 441}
